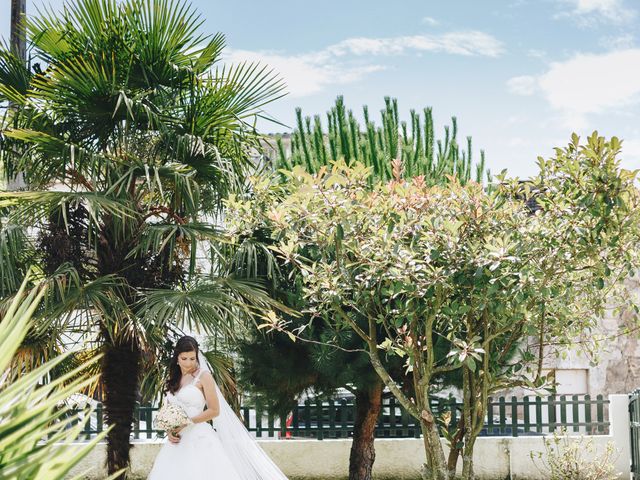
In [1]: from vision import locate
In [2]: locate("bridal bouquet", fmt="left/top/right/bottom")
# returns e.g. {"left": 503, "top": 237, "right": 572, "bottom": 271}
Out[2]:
{"left": 154, "top": 402, "right": 193, "bottom": 433}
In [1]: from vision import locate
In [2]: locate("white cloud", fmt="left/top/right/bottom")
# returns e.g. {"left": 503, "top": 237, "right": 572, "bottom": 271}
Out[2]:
{"left": 507, "top": 75, "right": 538, "bottom": 95}
{"left": 505, "top": 114, "right": 528, "bottom": 125}
{"left": 556, "top": 0, "right": 637, "bottom": 25}
{"left": 326, "top": 32, "right": 504, "bottom": 58}
{"left": 621, "top": 138, "right": 640, "bottom": 167}
{"left": 227, "top": 31, "right": 504, "bottom": 97}
{"left": 421, "top": 16, "right": 440, "bottom": 26}
{"left": 539, "top": 49, "right": 640, "bottom": 112}
{"left": 507, "top": 137, "right": 530, "bottom": 147}
{"left": 508, "top": 49, "right": 640, "bottom": 128}
{"left": 225, "top": 49, "right": 385, "bottom": 98}
{"left": 599, "top": 33, "right": 635, "bottom": 50}
{"left": 527, "top": 49, "right": 547, "bottom": 59}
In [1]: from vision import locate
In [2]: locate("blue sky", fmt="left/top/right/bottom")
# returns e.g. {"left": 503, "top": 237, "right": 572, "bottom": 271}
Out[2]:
{"left": 2, "top": 0, "right": 639, "bottom": 178}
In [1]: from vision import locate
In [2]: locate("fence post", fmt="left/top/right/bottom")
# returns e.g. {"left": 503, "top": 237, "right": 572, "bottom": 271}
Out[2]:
{"left": 499, "top": 396, "right": 506, "bottom": 435}
{"left": 610, "top": 394, "right": 631, "bottom": 480}
{"left": 389, "top": 396, "right": 397, "bottom": 437}
{"left": 596, "top": 394, "right": 605, "bottom": 433}
{"left": 256, "top": 398, "right": 263, "bottom": 438}
{"left": 328, "top": 398, "right": 336, "bottom": 439}
{"left": 572, "top": 394, "right": 579, "bottom": 433}
{"left": 535, "top": 396, "right": 542, "bottom": 433}
{"left": 242, "top": 406, "right": 250, "bottom": 431}
{"left": 97, "top": 402, "right": 103, "bottom": 434}
{"left": 560, "top": 395, "right": 567, "bottom": 428}
{"left": 585, "top": 395, "right": 592, "bottom": 433}
{"left": 523, "top": 396, "right": 530, "bottom": 434}
{"left": 339, "top": 398, "right": 348, "bottom": 438}
{"left": 316, "top": 398, "right": 324, "bottom": 441}
{"left": 548, "top": 395, "right": 556, "bottom": 432}
{"left": 487, "top": 397, "right": 494, "bottom": 435}
{"left": 304, "top": 400, "right": 311, "bottom": 438}
{"left": 267, "top": 410, "right": 275, "bottom": 438}
{"left": 511, "top": 397, "right": 518, "bottom": 437}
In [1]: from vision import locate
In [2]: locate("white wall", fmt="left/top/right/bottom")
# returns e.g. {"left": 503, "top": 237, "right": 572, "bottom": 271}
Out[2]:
{"left": 65, "top": 395, "right": 631, "bottom": 480}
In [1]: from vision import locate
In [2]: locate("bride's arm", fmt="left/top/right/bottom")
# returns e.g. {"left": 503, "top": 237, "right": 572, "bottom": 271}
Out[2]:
{"left": 190, "top": 371, "right": 221, "bottom": 424}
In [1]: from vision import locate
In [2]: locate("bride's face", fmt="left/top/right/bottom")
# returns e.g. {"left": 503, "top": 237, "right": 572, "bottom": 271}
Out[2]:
{"left": 177, "top": 350, "right": 198, "bottom": 374}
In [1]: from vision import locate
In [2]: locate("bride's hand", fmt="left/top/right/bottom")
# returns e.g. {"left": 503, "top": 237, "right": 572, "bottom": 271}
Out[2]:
{"left": 167, "top": 430, "right": 181, "bottom": 444}
{"left": 168, "top": 423, "right": 189, "bottom": 443}
{"left": 174, "top": 423, "right": 189, "bottom": 433}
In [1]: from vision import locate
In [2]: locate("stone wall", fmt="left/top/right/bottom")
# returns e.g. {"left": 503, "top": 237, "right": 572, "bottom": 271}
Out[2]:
{"left": 543, "top": 278, "right": 640, "bottom": 396}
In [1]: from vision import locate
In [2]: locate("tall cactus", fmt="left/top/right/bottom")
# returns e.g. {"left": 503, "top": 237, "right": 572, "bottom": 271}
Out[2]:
{"left": 274, "top": 95, "right": 491, "bottom": 186}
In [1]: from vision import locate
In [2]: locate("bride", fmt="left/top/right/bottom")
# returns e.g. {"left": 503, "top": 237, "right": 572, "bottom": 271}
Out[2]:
{"left": 147, "top": 336, "right": 288, "bottom": 479}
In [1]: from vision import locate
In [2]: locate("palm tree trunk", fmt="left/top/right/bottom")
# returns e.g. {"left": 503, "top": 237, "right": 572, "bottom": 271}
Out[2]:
{"left": 8, "top": 0, "right": 27, "bottom": 191}
{"left": 102, "top": 337, "right": 141, "bottom": 478}
{"left": 10, "top": 0, "right": 26, "bottom": 61}
{"left": 348, "top": 379, "right": 383, "bottom": 480}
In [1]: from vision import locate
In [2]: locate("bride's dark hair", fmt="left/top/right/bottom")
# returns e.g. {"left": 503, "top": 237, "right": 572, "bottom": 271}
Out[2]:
{"left": 166, "top": 336, "right": 200, "bottom": 394}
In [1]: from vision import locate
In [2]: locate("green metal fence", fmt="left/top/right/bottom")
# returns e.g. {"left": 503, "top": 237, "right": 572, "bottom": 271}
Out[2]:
{"left": 630, "top": 389, "right": 640, "bottom": 479}
{"left": 70, "top": 394, "right": 609, "bottom": 441}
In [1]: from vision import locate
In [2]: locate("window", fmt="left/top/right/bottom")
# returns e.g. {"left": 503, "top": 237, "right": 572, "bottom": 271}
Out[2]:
{"left": 553, "top": 369, "right": 588, "bottom": 395}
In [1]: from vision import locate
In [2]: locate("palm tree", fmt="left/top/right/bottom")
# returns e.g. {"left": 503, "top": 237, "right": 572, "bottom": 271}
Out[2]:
{"left": 0, "top": 0, "right": 285, "bottom": 476}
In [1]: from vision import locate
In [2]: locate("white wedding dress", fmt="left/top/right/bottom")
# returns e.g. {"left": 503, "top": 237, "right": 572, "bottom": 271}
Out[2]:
{"left": 147, "top": 369, "right": 288, "bottom": 480}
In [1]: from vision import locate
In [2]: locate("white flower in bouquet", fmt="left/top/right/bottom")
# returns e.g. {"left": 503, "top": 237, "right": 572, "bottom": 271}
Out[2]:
{"left": 154, "top": 402, "right": 193, "bottom": 433}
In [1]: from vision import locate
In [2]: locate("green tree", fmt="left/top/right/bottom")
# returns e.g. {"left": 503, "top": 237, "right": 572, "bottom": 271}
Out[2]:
{"left": 0, "top": 0, "right": 284, "bottom": 476}
{"left": 226, "top": 133, "right": 640, "bottom": 480}
{"left": 234, "top": 261, "right": 406, "bottom": 480}
{"left": 234, "top": 96, "right": 482, "bottom": 480}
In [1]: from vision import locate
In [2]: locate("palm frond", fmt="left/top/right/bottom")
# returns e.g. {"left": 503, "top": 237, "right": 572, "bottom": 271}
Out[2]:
{"left": 201, "top": 349, "right": 240, "bottom": 411}
{"left": 0, "top": 274, "right": 110, "bottom": 480}
{"left": 0, "top": 191, "right": 136, "bottom": 228}
{"left": 155, "top": 131, "right": 245, "bottom": 209}
{"left": 230, "top": 236, "right": 282, "bottom": 284}
{"left": 0, "top": 222, "right": 30, "bottom": 296}
{"left": 191, "top": 33, "right": 226, "bottom": 75}
{"left": 125, "top": 0, "right": 211, "bottom": 84}
{"left": 130, "top": 222, "right": 227, "bottom": 273}
{"left": 140, "top": 276, "right": 292, "bottom": 338}
{"left": 0, "top": 47, "right": 31, "bottom": 104}
{"left": 213, "top": 62, "right": 287, "bottom": 120}
{"left": 38, "top": 265, "right": 133, "bottom": 335}
{"left": 2, "top": 128, "right": 115, "bottom": 187}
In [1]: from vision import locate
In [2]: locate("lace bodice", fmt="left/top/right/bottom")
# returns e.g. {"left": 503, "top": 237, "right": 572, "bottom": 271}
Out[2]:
{"left": 167, "top": 370, "right": 206, "bottom": 418}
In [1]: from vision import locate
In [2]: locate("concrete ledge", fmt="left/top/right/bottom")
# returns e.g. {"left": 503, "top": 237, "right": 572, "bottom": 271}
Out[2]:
{"left": 65, "top": 395, "right": 631, "bottom": 480}
{"left": 64, "top": 435, "right": 626, "bottom": 480}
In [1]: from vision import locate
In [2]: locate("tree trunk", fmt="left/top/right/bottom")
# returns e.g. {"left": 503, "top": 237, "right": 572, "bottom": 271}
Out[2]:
{"left": 461, "top": 439, "right": 475, "bottom": 480}
{"left": 102, "top": 338, "right": 141, "bottom": 478}
{"left": 8, "top": 0, "right": 27, "bottom": 191}
{"left": 460, "top": 366, "right": 477, "bottom": 480}
{"left": 10, "top": 0, "right": 26, "bottom": 61}
{"left": 348, "top": 379, "right": 384, "bottom": 480}
{"left": 446, "top": 417, "right": 465, "bottom": 477}
{"left": 418, "top": 407, "right": 450, "bottom": 480}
